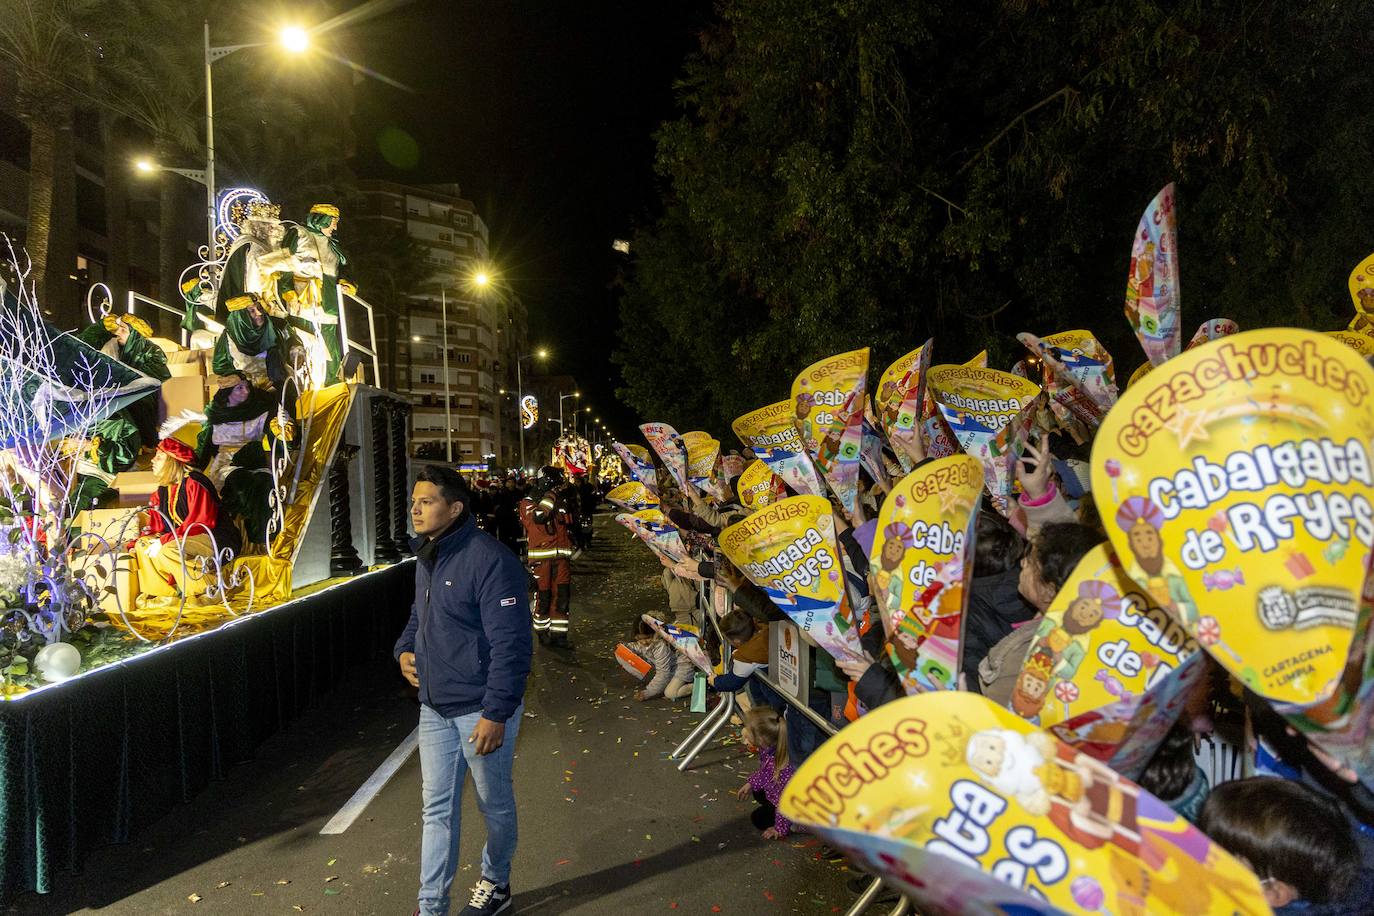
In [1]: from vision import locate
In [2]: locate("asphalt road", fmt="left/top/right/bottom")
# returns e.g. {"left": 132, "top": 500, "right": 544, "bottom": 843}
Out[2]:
{"left": 7, "top": 513, "right": 859, "bottom": 915}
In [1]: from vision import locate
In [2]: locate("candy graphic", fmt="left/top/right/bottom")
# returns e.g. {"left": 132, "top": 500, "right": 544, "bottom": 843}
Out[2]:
{"left": 1202, "top": 567, "right": 1245, "bottom": 591}
{"left": 1071, "top": 875, "right": 1105, "bottom": 911}
{"left": 1093, "top": 670, "right": 1131, "bottom": 700}
{"left": 1324, "top": 539, "right": 1349, "bottom": 565}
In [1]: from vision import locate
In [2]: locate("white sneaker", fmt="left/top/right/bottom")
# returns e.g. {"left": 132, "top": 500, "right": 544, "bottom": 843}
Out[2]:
{"left": 458, "top": 877, "right": 512, "bottom": 915}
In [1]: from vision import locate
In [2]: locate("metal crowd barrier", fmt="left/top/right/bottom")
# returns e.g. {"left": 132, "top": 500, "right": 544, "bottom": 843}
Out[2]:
{"left": 669, "top": 580, "right": 736, "bottom": 771}
{"left": 668, "top": 578, "right": 909, "bottom": 916}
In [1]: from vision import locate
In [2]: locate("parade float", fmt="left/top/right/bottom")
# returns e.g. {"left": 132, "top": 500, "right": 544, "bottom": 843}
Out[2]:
{"left": 0, "top": 191, "right": 418, "bottom": 901}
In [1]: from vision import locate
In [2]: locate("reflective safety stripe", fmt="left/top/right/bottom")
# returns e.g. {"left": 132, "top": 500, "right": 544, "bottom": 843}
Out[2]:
{"left": 528, "top": 548, "right": 573, "bottom": 559}
{"left": 548, "top": 620, "right": 570, "bottom": 633}
{"left": 532, "top": 616, "right": 551, "bottom": 630}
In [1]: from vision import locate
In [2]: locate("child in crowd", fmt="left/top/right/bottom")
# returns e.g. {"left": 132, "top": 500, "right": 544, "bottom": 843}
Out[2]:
{"left": 630, "top": 618, "right": 693, "bottom": 701}
{"left": 975, "top": 521, "right": 1102, "bottom": 706}
{"left": 1199, "top": 776, "right": 1373, "bottom": 913}
{"left": 736, "top": 705, "right": 795, "bottom": 839}
{"left": 1136, "top": 722, "right": 1210, "bottom": 823}
{"left": 710, "top": 610, "right": 770, "bottom": 711}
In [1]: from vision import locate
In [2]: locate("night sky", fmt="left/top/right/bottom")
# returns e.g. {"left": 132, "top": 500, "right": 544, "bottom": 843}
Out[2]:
{"left": 347, "top": 0, "right": 709, "bottom": 440}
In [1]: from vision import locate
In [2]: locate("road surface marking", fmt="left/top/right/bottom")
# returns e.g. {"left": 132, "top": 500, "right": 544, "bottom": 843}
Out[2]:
{"left": 319, "top": 726, "right": 419, "bottom": 835}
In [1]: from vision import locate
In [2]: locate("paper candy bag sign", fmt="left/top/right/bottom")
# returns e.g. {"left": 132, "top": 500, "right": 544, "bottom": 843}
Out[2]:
{"left": 639, "top": 422, "right": 688, "bottom": 491}
{"left": 1013, "top": 545, "right": 1205, "bottom": 777}
{"left": 1092, "top": 329, "right": 1374, "bottom": 708}
{"left": 737, "top": 459, "right": 783, "bottom": 510}
{"left": 681, "top": 431, "right": 720, "bottom": 491}
{"left": 869, "top": 455, "right": 983, "bottom": 693}
{"left": 792, "top": 348, "right": 869, "bottom": 522}
{"left": 1124, "top": 183, "right": 1181, "bottom": 367}
{"left": 1017, "top": 329, "right": 1118, "bottom": 431}
{"left": 614, "top": 509, "right": 687, "bottom": 564}
{"left": 606, "top": 481, "right": 658, "bottom": 512}
{"left": 874, "top": 340, "right": 932, "bottom": 472}
{"left": 720, "top": 495, "right": 864, "bottom": 663}
{"left": 779, "top": 693, "right": 1267, "bottom": 916}
{"left": 641, "top": 614, "right": 713, "bottom": 674}
{"left": 613, "top": 442, "right": 658, "bottom": 492}
{"left": 926, "top": 363, "right": 1040, "bottom": 514}
{"left": 732, "top": 400, "right": 823, "bottom": 497}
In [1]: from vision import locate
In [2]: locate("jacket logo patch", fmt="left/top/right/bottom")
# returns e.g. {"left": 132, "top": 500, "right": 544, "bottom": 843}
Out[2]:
{"left": 500, "top": 597, "right": 517, "bottom": 607}
{"left": 445, "top": 581, "right": 452, "bottom": 586}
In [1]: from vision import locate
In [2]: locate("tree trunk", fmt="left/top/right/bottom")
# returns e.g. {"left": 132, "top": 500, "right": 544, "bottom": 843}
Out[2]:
{"left": 23, "top": 117, "right": 56, "bottom": 309}
{"left": 101, "top": 115, "right": 130, "bottom": 299}
{"left": 156, "top": 134, "right": 183, "bottom": 334}
{"left": 48, "top": 121, "right": 77, "bottom": 326}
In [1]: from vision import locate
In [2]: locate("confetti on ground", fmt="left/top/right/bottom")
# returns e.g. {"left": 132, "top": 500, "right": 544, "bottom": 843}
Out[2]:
{"left": 187, "top": 893, "right": 202, "bottom": 903}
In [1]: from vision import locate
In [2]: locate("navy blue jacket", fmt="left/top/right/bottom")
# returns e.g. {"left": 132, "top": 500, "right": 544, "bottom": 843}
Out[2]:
{"left": 394, "top": 516, "right": 533, "bottom": 722}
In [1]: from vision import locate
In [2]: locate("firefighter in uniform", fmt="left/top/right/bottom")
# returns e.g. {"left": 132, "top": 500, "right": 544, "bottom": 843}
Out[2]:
{"left": 520, "top": 466, "right": 575, "bottom": 646}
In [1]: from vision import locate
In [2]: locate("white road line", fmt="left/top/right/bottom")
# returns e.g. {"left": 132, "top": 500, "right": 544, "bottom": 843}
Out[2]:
{"left": 319, "top": 726, "right": 419, "bottom": 835}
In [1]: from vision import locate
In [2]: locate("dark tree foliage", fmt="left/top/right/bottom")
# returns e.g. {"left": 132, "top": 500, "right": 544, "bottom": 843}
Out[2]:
{"left": 615, "top": 0, "right": 1374, "bottom": 437}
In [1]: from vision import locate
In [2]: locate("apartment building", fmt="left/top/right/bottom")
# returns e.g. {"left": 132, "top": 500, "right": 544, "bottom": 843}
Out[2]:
{"left": 355, "top": 180, "right": 528, "bottom": 467}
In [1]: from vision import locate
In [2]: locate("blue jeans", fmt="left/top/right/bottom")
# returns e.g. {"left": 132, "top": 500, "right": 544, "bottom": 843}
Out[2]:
{"left": 417, "top": 703, "right": 523, "bottom": 916}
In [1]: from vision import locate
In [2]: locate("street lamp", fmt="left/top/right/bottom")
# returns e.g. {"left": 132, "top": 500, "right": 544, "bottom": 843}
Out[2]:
{"left": 513, "top": 348, "right": 549, "bottom": 472}
{"left": 200, "top": 22, "right": 311, "bottom": 254}
{"left": 559, "top": 391, "right": 580, "bottom": 434}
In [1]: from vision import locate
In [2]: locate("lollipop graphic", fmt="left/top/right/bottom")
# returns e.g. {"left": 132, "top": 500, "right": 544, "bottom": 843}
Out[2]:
{"left": 1054, "top": 680, "right": 1079, "bottom": 718}
{"left": 1104, "top": 458, "right": 1122, "bottom": 500}
{"left": 1195, "top": 614, "right": 1243, "bottom": 665}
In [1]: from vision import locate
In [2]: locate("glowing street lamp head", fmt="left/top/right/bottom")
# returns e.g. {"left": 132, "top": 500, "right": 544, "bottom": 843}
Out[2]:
{"left": 472, "top": 271, "right": 490, "bottom": 288}
{"left": 536, "top": 348, "right": 549, "bottom": 360}
{"left": 134, "top": 158, "right": 156, "bottom": 174}
{"left": 280, "top": 25, "right": 310, "bottom": 53}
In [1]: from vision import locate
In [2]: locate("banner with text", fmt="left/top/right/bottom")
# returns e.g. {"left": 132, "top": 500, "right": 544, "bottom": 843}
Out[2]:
{"left": 640, "top": 422, "right": 689, "bottom": 491}
{"left": 607, "top": 481, "right": 659, "bottom": 513}
{"left": 613, "top": 442, "right": 659, "bottom": 493}
{"left": 720, "top": 494, "right": 865, "bottom": 663}
{"left": 927, "top": 364, "right": 1041, "bottom": 516}
{"left": 738, "top": 459, "right": 784, "bottom": 511}
{"left": 779, "top": 692, "right": 1268, "bottom": 916}
{"left": 1093, "top": 328, "right": 1374, "bottom": 779}
{"left": 1018, "top": 329, "right": 1118, "bottom": 433}
{"left": 1010, "top": 545, "right": 1205, "bottom": 777}
{"left": 732, "top": 400, "right": 824, "bottom": 497}
{"left": 792, "top": 348, "right": 870, "bottom": 524}
{"left": 869, "top": 456, "right": 983, "bottom": 693}
{"left": 874, "top": 340, "right": 933, "bottom": 472}
{"left": 615, "top": 509, "right": 688, "bottom": 564}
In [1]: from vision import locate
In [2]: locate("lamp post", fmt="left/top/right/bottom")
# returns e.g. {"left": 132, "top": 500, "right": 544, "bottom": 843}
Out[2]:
{"left": 137, "top": 25, "right": 310, "bottom": 257}
{"left": 558, "top": 391, "right": 580, "bottom": 435}
{"left": 203, "top": 23, "right": 310, "bottom": 255}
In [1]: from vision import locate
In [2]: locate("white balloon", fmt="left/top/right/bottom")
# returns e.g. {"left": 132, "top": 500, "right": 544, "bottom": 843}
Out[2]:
{"left": 35, "top": 642, "right": 81, "bottom": 682}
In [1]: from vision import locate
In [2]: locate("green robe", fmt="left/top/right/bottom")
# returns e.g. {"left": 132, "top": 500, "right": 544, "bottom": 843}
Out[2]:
{"left": 73, "top": 323, "right": 169, "bottom": 461}
{"left": 280, "top": 222, "right": 349, "bottom": 382}
{"left": 220, "top": 424, "right": 294, "bottom": 546}
{"left": 212, "top": 309, "right": 283, "bottom": 381}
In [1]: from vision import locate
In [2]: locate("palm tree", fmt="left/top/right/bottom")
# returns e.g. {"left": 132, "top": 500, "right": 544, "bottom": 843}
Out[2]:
{"left": 0, "top": 0, "right": 104, "bottom": 318}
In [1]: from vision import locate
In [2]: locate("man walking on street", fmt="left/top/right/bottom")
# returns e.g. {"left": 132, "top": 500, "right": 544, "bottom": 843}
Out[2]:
{"left": 396, "top": 465, "right": 532, "bottom": 916}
